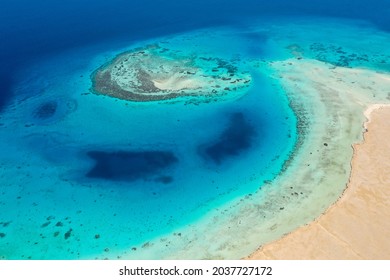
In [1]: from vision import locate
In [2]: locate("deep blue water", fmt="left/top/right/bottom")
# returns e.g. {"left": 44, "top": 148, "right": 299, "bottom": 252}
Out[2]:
{"left": 1, "top": 0, "right": 390, "bottom": 111}
{"left": 86, "top": 150, "right": 178, "bottom": 181}
{"left": 199, "top": 112, "right": 256, "bottom": 165}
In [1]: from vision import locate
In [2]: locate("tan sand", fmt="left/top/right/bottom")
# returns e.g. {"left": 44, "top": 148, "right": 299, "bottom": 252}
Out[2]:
{"left": 248, "top": 105, "right": 390, "bottom": 260}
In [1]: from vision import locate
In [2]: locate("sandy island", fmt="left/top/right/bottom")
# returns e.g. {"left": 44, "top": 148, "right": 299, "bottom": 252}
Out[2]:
{"left": 91, "top": 44, "right": 251, "bottom": 102}
{"left": 248, "top": 105, "right": 390, "bottom": 259}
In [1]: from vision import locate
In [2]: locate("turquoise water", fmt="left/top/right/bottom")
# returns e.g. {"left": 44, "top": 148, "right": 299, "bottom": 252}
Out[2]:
{"left": 0, "top": 28, "right": 296, "bottom": 259}
{"left": 2, "top": 0, "right": 389, "bottom": 259}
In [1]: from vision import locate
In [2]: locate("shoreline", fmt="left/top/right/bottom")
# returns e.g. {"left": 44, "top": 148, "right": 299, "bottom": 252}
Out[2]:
{"left": 247, "top": 105, "right": 390, "bottom": 259}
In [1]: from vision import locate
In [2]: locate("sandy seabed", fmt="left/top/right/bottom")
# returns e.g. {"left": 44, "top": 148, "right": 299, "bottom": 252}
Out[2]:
{"left": 248, "top": 105, "right": 390, "bottom": 259}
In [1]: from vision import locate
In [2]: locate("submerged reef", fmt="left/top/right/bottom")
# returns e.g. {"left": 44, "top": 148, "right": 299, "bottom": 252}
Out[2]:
{"left": 309, "top": 43, "right": 389, "bottom": 69}
{"left": 91, "top": 45, "right": 252, "bottom": 101}
{"left": 287, "top": 42, "right": 390, "bottom": 71}
{"left": 86, "top": 150, "right": 178, "bottom": 182}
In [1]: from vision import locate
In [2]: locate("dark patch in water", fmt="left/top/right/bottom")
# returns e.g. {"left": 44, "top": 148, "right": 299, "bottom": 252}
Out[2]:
{"left": 240, "top": 31, "right": 267, "bottom": 56}
{"left": 199, "top": 112, "right": 256, "bottom": 165}
{"left": 29, "top": 98, "right": 77, "bottom": 125}
{"left": 33, "top": 101, "right": 58, "bottom": 119}
{"left": 155, "top": 176, "right": 174, "bottom": 184}
{"left": 64, "top": 228, "right": 72, "bottom": 240}
{"left": 86, "top": 150, "right": 178, "bottom": 182}
{"left": 41, "top": 221, "right": 51, "bottom": 228}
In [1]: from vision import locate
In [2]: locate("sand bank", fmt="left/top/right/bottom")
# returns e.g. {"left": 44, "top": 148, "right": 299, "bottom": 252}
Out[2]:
{"left": 248, "top": 105, "right": 390, "bottom": 259}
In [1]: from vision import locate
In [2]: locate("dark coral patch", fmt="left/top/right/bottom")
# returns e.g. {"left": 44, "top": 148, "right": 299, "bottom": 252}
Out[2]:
{"left": 64, "top": 229, "right": 72, "bottom": 240}
{"left": 41, "top": 221, "right": 51, "bottom": 228}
